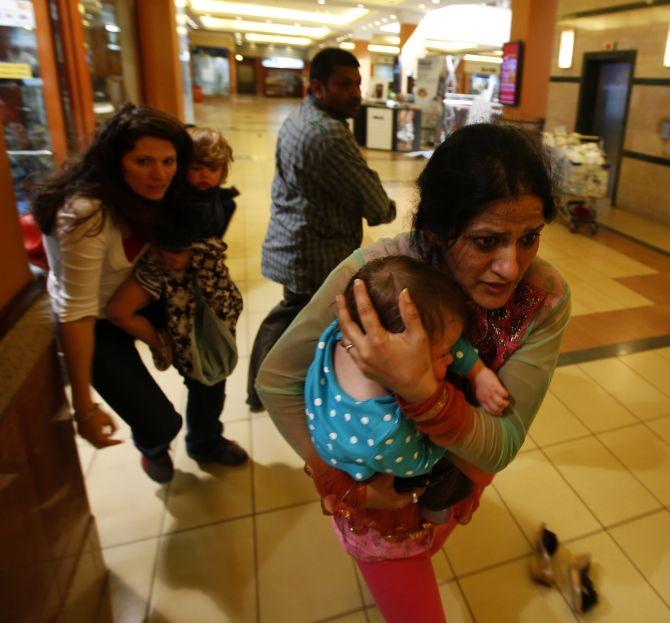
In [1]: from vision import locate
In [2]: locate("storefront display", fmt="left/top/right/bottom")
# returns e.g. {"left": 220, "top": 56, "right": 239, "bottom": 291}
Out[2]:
{"left": 0, "top": 0, "right": 54, "bottom": 213}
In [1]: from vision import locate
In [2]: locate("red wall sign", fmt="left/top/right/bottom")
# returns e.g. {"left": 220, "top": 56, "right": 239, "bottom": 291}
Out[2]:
{"left": 500, "top": 40, "right": 523, "bottom": 107}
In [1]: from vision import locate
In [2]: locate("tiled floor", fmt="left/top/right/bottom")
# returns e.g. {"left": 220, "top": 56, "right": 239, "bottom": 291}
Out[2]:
{"left": 83, "top": 97, "right": 670, "bottom": 622}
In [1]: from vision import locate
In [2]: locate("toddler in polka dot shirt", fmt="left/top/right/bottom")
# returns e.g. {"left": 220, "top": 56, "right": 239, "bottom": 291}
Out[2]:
{"left": 305, "top": 256, "right": 509, "bottom": 514}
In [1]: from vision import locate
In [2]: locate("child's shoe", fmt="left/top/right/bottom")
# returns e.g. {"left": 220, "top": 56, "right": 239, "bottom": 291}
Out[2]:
{"left": 529, "top": 523, "right": 559, "bottom": 585}
{"left": 151, "top": 331, "right": 172, "bottom": 371}
{"left": 567, "top": 553, "right": 598, "bottom": 613}
{"left": 188, "top": 437, "right": 249, "bottom": 466}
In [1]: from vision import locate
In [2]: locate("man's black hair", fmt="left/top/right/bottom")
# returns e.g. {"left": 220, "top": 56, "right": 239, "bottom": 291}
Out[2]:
{"left": 310, "top": 48, "right": 359, "bottom": 83}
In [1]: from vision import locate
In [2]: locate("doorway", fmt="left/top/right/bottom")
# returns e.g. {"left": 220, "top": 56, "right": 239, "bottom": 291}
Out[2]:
{"left": 575, "top": 50, "right": 636, "bottom": 202}
{"left": 237, "top": 59, "right": 257, "bottom": 95}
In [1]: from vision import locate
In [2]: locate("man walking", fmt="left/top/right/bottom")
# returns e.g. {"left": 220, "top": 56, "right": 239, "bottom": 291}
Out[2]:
{"left": 247, "top": 48, "right": 396, "bottom": 410}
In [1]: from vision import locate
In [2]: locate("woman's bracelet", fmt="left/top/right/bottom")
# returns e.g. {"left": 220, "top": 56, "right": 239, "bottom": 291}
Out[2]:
{"left": 73, "top": 403, "right": 101, "bottom": 423}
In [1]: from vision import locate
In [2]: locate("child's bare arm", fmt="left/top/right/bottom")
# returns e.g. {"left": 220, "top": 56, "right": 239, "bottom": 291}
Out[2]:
{"left": 466, "top": 359, "right": 510, "bottom": 416}
{"left": 106, "top": 276, "right": 162, "bottom": 350}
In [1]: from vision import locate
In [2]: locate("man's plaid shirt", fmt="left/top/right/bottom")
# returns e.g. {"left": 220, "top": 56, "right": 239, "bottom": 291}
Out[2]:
{"left": 261, "top": 96, "right": 396, "bottom": 294}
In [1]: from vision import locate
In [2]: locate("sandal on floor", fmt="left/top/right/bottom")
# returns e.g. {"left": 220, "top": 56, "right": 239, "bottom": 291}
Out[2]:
{"left": 567, "top": 553, "right": 598, "bottom": 613}
{"left": 529, "top": 523, "right": 559, "bottom": 585}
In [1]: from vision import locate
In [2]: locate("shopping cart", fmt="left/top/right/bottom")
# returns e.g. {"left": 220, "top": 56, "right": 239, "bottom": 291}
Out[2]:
{"left": 544, "top": 132, "right": 609, "bottom": 234}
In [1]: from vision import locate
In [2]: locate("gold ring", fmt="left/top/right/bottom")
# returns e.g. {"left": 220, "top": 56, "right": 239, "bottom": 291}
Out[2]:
{"left": 411, "top": 491, "right": 419, "bottom": 504}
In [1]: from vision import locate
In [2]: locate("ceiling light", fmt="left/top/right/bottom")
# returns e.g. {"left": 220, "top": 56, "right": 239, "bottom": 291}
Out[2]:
{"left": 357, "top": 3, "right": 364, "bottom": 7}
{"left": 419, "top": 3, "right": 426, "bottom": 8}
{"left": 374, "top": 20, "right": 380, "bottom": 25}
{"left": 558, "top": 29, "right": 574, "bottom": 69}
{"left": 431, "top": 0, "right": 440, "bottom": 4}
{"left": 105, "top": 24, "right": 121, "bottom": 33}
{"left": 235, "top": 53, "right": 243, "bottom": 60}
{"left": 368, "top": 44, "right": 399, "bottom": 54}
{"left": 340, "top": 41, "right": 355, "bottom": 50}
{"left": 383, "top": 36, "right": 400, "bottom": 45}
{"left": 463, "top": 53, "right": 503, "bottom": 64}
{"left": 424, "top": 40, "right": 475, "bottom": 52}
{"left": 317, "top": 0, "right": 326, "bottom": 4}
{"left": 201, "top": 16, "right": 329, "bottom": 38}
{"left": 245, "top": 32, "right": 312, "bottom": 46}
{"left": 390, "top": 14, "right": 396, "bottom": 19}
{"left": 382, "top": 18, "right": 387, "bottom": 22}
{"left": 190, "top": 0, "right": 367, "bottom": 25}
{"left": 380, "top": 22, "right": 399, "bottom": 34}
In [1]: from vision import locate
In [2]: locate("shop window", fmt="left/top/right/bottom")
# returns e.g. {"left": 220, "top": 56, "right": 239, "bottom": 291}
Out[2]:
{"left": 80, "top": 0, "right": 127, "bottom": 123}
{"left": 0, "top": 1, "right": 54, "bottom": 215}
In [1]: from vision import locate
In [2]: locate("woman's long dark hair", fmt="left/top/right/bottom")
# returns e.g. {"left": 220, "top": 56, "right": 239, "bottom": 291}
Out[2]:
{"left": 32, "top": 103, "right": 192, "bottom": 240}
{"left": 411, "top": 123, "right": 557, "bottom": 267}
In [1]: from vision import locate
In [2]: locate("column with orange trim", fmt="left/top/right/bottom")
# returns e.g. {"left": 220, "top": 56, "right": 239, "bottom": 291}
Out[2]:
{"left": 136, "top": 0, "right": 184, "bottom": 120}
{"left": 503, "top": 0, "right": 558, "bottom": 123}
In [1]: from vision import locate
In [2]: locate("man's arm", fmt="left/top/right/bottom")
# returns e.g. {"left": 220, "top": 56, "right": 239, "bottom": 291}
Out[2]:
{"left": 319, "top": 132, "right": 396, "bottom": 226}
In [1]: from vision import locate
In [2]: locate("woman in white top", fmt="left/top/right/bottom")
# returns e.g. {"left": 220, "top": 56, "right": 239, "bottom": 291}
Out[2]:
{"left": 33, "top": 104, "right": 246, "bottom": 483}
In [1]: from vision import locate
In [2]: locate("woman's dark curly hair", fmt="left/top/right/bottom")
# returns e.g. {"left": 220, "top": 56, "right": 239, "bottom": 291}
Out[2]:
{"left": 411, "top": 123, "right": 557, "bottom": 266}
{"left": 32, "top": 103, "right": 192, "bottom": 240}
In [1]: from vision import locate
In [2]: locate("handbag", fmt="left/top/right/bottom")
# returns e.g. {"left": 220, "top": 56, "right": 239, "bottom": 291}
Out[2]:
{"left": 190, "top": 284, "right": 238, "bottom": 385}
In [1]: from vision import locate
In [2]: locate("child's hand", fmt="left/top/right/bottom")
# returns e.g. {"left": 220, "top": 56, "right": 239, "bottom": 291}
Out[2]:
{"left": 157, "top": 248, "right": 191, "bottom": 272}
{"left": 472, "top": 365, "right": 510, "bottom": 416}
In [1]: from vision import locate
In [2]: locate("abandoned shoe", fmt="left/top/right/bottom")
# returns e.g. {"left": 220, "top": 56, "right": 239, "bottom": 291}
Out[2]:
{"left": 567, "top": 553, "right": 598, "bottom": 613}
{"left": 529, "top": 523, "right": 559, "bottom": 585}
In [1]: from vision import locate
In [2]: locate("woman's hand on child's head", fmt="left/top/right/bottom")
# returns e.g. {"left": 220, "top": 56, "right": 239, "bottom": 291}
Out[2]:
{"left": 157, "top": 248, "right": 192, "bottom": 272}
{"left": 472, "top": 366, "right": 510, "bottom": 416}
{"left": 335, "top": 281, "right": 438, "bottom": 404}
{"left": 366, "top": 473, "right": 424, "bottom": 510}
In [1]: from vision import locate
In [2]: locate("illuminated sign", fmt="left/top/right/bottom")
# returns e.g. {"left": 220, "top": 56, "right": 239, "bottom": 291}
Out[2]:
{"left": 499, "top": 40, "right": 523, "bottom": 107}
{"left": 261, "top": 57, "right": 304, "bottom": 69}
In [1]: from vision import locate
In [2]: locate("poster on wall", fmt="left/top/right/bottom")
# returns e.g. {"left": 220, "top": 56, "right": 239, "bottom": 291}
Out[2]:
{"left": 413, "top": 56, "right": 443, "bottom": 114}
{"left": 499, "top": 40, "right": 523, "bottom": 106}
{"left": 0, "top": 1, "right": 35, "bottom": 28}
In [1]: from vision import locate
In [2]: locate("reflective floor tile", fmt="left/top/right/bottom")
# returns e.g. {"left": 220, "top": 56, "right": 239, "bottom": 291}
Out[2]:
{"left": 149, "top": 518, "right": 256, "bottom": 623}
{"left": 256, "top": 502, "right": 363, "bottom": 623}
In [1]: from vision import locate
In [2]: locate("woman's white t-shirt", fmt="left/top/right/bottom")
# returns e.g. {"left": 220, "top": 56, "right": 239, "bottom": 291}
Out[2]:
{"left": 44, "top": 197, "right": 146, "bottom": 322}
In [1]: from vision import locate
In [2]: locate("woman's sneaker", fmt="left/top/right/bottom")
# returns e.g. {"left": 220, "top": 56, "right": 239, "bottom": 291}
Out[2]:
{"left": 140, "top": 451, "right": 174, "bottom": 483}
{"left": 188, "top": 437, "right": 248, "bottom": 466}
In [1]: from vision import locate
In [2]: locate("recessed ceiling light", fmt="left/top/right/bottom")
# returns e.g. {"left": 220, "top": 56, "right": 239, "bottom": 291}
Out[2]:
{"left": 357, "top": 3, "right": 364, "bottom": 7}
{"left": 390, "top": 14, "right": 396, "bottom": 19}
{"left": 431, "top": 0, "right": 440, "bottom": 4}
{"left": 235, "top": 53, "right": 243, "bottom": 60}
{"left": 245, "top": 32, "right": 312, "bottom": 45}
{"left": 419, "top": 3, "right": 426, "bottom": 8}
{"left": 368, "top": 43, "right": 399, "bottom": 54}
{"left": 201, "top": 16, "right": 330, "bottom": 38}
{"left": 318, "top": 0, "right": 325, "bottom": 4}
{"left": 190, "top": 0, "right": 367, "bottom": 26}
{"left": 381, "top": 18, "right": 387, "bottom": 22}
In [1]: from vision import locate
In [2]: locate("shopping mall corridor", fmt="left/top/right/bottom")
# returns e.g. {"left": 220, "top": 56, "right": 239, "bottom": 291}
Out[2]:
{"left": 82, "top": 96, "right": 670, "bottom": 623}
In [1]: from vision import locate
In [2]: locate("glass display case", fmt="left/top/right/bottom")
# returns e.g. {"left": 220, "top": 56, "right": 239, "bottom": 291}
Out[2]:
{"left": 0, "top": 1, "right": 54, "bottom": 214}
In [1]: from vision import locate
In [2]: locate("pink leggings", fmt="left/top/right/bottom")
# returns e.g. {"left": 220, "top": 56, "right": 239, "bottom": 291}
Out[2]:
{"left": 355, "top": 519, "right": 458, "bottom": 623}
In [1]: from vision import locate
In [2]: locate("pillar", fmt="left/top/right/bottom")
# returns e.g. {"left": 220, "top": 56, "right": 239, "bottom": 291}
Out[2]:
{"left": 33, "top": 0, "right": 70, "bottom": 160}
{"left": 0, "top": 131, "right": 31, "bottom": 314}
{"left": 353, "top": 40, "right": 371, "bottom": 98}
{"left": 503, "top": 0, "right": 558, "bottom": 123}
{"left": 136, "top": 0, "right": 184, "bottom": 120}
{"left": 399, "top": 23, "right": 417, "bottom": 95}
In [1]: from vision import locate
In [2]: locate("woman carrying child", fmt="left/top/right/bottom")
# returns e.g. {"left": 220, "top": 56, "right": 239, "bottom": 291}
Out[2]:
{"left": 34, "top": 105, "right": 246, "bottom": 484}
{"left": 257, "top": 123, "right": 571, "bottom": 622}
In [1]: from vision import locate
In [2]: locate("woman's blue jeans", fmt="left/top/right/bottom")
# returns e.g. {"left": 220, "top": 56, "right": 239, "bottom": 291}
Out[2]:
{"left": 91, "top": 319, "right": 226, "bottom": 458}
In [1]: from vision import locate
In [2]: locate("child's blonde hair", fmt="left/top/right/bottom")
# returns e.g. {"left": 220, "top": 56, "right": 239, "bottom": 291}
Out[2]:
{"left": 187, "top": 126, "right": 234, "bottom": 178}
